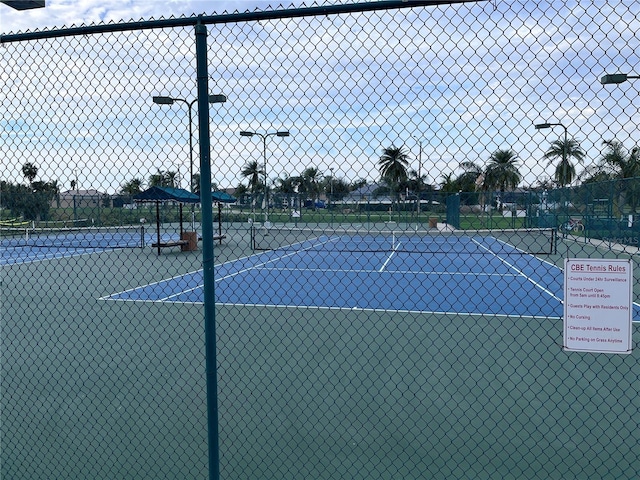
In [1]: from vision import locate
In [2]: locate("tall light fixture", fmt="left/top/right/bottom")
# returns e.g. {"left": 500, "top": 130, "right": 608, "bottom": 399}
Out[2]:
{"left": 153, "top": 94, "right": 226, "bottom": 192}
{"left": 329, "top": 167, "right": 334, "bottom": 203}
{"left": 239, "top": 130, "right": 290, "bottom": 225}
{"left": 329, "top": 167, "right": 334, "bottom": 225}
{"left": 535, "top": 122, "right": 570, "bottom": 186}
{"left": 600, "top": 73, "right": 640, "bottom": 85}
{"left": 412, "top": 135, "right": 423, "bottom": 215}
{"left": 535, "top": 121, "right": 572, "bottom": 236}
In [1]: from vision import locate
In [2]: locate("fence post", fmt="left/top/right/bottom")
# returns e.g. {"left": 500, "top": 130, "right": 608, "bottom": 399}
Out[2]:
{"left": 195, "top": 21, "right": 221, "bottom": 480}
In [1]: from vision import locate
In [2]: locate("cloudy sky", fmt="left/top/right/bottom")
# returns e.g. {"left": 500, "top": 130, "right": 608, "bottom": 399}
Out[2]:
{"left": 2, "top": 1, "right": 639, "bottom": 193}
{"left": 1, "top": 1, "right": 288, "bottom": 31}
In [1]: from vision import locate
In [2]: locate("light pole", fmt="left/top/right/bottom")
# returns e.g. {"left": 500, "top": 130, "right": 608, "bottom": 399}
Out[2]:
{"left": 153, "top": 94, "right": 226, "bottom": 193}
{"left": 412, "top": 136, "right": 423, "bottom": 216}
{"left": 329, "top": 167, "right": 334, "bottom": 225}
{"left": 535, "top": 122, "right": 570, "bottom": 235}
{"left": 329, "top": 167, "right": 334, "bottom": 202}
{"left": 600, "top": 73, "right": 640, "bottom": 85}
{"left": 535, "top": 122, "right": 569, "bottom": 186}
{"left": 240, "top": 130, "right": 290, "bottom": 226}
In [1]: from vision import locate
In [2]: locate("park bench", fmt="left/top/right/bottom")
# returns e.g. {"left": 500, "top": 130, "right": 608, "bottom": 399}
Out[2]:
{"left": 151, "top": 239, "right": 189, "bottom": 249}
{"left": 200, "top": 234, "right": 227, "bottom": 242}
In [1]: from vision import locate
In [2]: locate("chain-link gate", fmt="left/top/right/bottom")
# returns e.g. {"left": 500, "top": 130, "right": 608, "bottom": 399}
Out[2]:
{"left": 2, "top": 1, "right": 639, "bottom": 478}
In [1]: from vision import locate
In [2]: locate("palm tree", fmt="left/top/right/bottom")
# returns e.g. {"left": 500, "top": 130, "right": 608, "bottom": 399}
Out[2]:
{"left": 457, "top": 161, "right": 483, "bottom": 190}
{"left": 275, "top": 174, "right": 300, "bottom": 194}
{"left": 484, "top": 149, "right": 521, "bottom": 212}
{"left": 407, "top": 168, "right": 428, "bottom": 194}
{"left": 167, "top": 171, "right": 180, "bottom": 189}
{"left": 599, "top": 140, "right": 640, "bottom": 178}
{"left": 234, "top": 182, "right": 249, "bottom": 198}
{"left": 440, "top": 172, "right": 457, "bottom": 194}
{"left": 120, "top": 178, "right": 143, "bottom": 196}
{"left": 241, "top": 160, "right": 264, "bottom": 217}
{"left": 191, "top": 174, "right": 201, "bottom": 194}
{"left": 350, "top": 178, "right": 368, "bottom": 191}
{"left": 378, "top": 145, "right": 410, "bottom": 209}
{"left": 542, "top": 138, "right": 585, "bottom": 187}
{"left": 301, "top": 167, "right": 322, "bottom": 208}
{"left": 598, "top": 140, "right": 640, "bottom": 212}
{"left": 22, "top": 162, "right": 38, "bottom": 186}
{"left": 148, "top": 169, "right": 179, "bottom": 188}
{"left": 275, "top": 174, "right": 300, "bottom": 213}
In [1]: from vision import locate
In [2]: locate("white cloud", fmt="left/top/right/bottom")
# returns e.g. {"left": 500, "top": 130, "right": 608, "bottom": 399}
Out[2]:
{"left": 2, "top": 0, "right": 639, "bottom": 192}
{"left": 1, "top": 0, "right": 313, "bottom": 33}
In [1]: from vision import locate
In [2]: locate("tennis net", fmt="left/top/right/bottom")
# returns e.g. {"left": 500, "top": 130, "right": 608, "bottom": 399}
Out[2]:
{"left": 251, "top": 225, "right": 557, "bottom": 255}
{"left": 0, "top": 225, "right": 145, "bottom": 249}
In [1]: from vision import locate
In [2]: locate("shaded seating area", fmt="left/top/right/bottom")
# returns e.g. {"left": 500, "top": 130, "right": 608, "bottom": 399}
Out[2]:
{"left": 134, "top": 186, "right": 200, "bottom": 255}
{"left": 203, "top": 190, "right": 237, "bottom": 244}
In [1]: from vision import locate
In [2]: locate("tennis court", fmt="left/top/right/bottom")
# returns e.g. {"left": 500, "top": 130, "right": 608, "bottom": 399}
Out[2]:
{"left": 1, "top": 225, "right": 172, "bottom": 265}
{"left": 3, "top": 221, "right": 637, "bottom": 321}
{"left": 102, "top": 226, "right": 639, "bottom": 321}
{"left": 3, "top": 223, "right": 639, "bottom": 479}
{"left": 95, "top": 225, "right": 639, "bottom": 479}
{"left": 3, "top": 2, "right": 640, "bottom": 478}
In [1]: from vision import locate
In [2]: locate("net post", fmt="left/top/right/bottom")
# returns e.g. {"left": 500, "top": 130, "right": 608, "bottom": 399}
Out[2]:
{"left": 250, "top": 223, "right": 256, "bottom": 251}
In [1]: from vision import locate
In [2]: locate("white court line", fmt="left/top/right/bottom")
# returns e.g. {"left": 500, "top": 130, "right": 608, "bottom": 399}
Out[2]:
{"left": 211, "top": 301, "right": 557, "bottom": 319}
{"left": 379, "top": 239, "right": 399, "bottom": 272}
{"left": 101, "top": 234, "right": 640, "bottom": 323}
{"left": 471, "top": 237, "right": 562, "bottom": 302}
{"left": 259, "top": 266, "right": 521, "bottom": 278}
{"left": 218, "top": 238, "right": 338, "bottom": 279}
{"left": 101, "top": 237, "right": 340, "bottom": 301}
{"left": 114, "top": 250, "right": 306, "bottom": 302}
{"left": 1, "top": 247, "right": 106, "bottom": 266}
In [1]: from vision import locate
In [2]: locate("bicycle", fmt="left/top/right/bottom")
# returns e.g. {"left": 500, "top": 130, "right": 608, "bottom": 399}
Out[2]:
{"left": 560, "top": 218, "right": 584, "bottom": 236}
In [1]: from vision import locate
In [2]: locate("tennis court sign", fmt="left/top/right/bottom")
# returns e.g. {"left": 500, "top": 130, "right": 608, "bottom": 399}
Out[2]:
{"left": 564, "top": 259, "right": 633, "bottom": 354}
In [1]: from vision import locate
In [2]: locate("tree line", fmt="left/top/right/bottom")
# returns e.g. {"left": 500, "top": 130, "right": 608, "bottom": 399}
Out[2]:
{"left": 0, "top": 163, "right": 60, "bottom": 221}
{"left": 4, "top": 136, "right": 636, "bottom": 221}
{"left": 115, "top": 136, "right": 637, "bottom": 214}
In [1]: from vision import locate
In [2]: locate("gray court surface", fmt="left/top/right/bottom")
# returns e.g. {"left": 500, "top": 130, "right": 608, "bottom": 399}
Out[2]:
{"left": 1, "top": 227, "right": 639, "bottom": 479}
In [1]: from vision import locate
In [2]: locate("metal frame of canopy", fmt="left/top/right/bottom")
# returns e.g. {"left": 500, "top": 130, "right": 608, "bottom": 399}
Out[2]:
{"left": 134, "top": 186, "right": 200, "bottom": 255}
{"left": 207, "top": 191, "right": 237, "bottom": 243}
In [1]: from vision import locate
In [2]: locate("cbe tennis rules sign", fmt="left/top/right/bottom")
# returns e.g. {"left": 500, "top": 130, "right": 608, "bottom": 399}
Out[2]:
{"left": 564, "top": 259, "right": 633, "bottom": 354}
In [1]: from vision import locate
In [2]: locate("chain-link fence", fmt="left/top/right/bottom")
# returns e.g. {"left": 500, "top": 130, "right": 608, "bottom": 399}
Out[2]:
{"left": 2, "top": 1, "right": 639, "bottom": 478}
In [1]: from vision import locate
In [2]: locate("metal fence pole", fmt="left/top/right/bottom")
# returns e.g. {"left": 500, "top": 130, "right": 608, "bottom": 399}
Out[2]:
{"left": 195, "top": 21, "right": 221, "bottom": 480}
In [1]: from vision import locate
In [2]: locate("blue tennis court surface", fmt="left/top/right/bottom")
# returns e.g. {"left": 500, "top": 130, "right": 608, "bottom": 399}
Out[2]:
{"left": 102, "top": 232, "right": 640, "bottom": 320}
{"left": 5, "top": 228, "right": 635, "bottom": 319}
{"left": 1, "top": 227, "right": 163, "bottom": 265}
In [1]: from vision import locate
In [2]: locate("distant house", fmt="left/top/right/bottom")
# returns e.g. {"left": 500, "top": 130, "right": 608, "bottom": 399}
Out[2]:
{"left": 342, "top": 183, "right": 392, "bottom": 204}
{"left": 56, "top": 189, "right": 111, "bottom": 209}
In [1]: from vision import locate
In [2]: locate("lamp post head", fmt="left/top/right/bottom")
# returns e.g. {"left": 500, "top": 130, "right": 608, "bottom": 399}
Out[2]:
{"left": 534, "top": 123, "right": 551, "bottom": 130}
{"left": 152, "top": 96, "right": 174, "bottom": 105}
{"left": 208, "top": 94, "right": 227, "bottom": 104}
{"left": 240, "top": 130, "right": 290, "bottom": 139}
{"left": 154, "top": 94, "right": 226, "bottom": 105}
{"left": 600, "top": 73, "right": 628, "bottom": 85}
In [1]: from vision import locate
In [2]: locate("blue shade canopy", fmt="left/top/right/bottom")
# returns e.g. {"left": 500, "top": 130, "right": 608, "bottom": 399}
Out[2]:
{"left": 209, "top": 191, "right": 237, "bottom": 203}
{"left": 0, "top": 1, "right": 46, "bottom": 10}
{"left": 134, "top": 186, "right": 200, "bottom": 203}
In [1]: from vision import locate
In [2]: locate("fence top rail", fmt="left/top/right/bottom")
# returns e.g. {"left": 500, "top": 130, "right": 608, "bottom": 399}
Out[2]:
{"left": 1, "top": 0, "right": 486, "bottom": 42}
